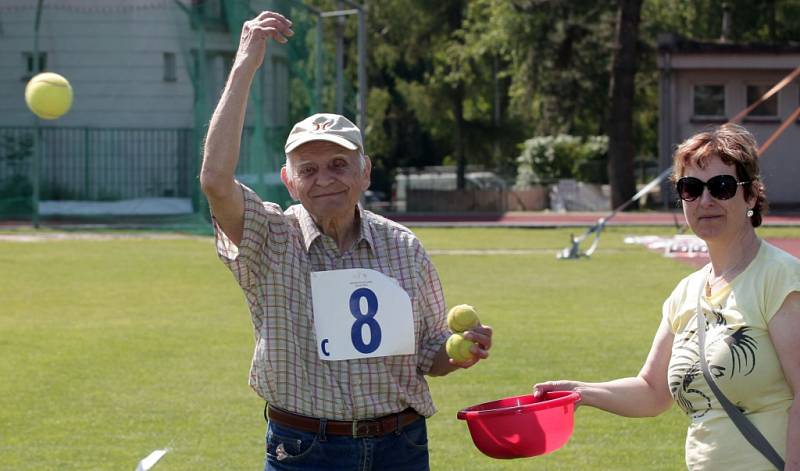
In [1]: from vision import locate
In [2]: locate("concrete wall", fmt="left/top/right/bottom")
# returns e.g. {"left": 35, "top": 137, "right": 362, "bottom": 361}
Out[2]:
{"left": 407, "top": 188, "right": 549, "bottom": 213}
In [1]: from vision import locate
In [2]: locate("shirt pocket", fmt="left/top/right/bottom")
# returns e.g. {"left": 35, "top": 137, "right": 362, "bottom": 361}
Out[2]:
{"left": 264, "top": 221, "right": 289, "bottom": 271}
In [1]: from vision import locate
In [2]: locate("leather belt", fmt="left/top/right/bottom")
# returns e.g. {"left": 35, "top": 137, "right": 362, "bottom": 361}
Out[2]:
{"left": 267, "top": 405, "right": 422, "bottom": 438}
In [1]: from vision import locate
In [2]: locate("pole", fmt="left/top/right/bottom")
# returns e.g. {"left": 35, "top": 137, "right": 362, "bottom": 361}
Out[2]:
{"left": 335, "top": 2, "right": 345, "bottom": 115}
{"left": 758, "top": 105, "right": 800, "bottom": 155}
{"left": 315, "top": 15, "right": 323, "bottom": 113}
{"left": 357, "top": 3, "right": 367, "bottom": 133}
{"left": 31, "top": 0, "right": 44, "bottom": 228}
{"left": 658, "top": 50, "right": 672, "bottom": 209}
{"left": 193, "top": 5, "right": 209, "bottom": 216}
{"left": 320, "top": 3, "right": 367, "bottom": 131}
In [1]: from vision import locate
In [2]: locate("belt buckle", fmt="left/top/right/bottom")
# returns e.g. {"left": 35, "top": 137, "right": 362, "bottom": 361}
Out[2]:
{"left": 352, "top": 419, "right": 381, "bottom": 438}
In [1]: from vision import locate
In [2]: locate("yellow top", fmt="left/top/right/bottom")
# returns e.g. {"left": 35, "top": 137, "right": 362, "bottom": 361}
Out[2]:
{"left": 664, "top": 241, "right": 799, "bottom": 470}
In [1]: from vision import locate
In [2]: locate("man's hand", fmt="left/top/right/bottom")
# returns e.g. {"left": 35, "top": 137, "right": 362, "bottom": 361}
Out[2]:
{"left": 235, "top": 11, "right": 294, "bottom": 72}
{"left": 449, "top": 324, "right": 493, "bottom": 368}
{"left": 428, "top": 324, "right": 492, "bottom": 376}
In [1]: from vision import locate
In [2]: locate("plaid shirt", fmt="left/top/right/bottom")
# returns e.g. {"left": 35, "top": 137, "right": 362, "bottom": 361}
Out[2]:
{"left": 213, "top": 184, "right": 450, "bottom": 420}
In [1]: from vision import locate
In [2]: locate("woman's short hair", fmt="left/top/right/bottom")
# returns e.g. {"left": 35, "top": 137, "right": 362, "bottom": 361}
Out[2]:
{"left": 671, "top": 123, "right": 768, "bottom": 227}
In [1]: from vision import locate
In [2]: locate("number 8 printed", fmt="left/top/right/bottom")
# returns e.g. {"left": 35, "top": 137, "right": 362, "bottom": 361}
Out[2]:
{"left": 349, "top": 288, "right": 381, "bottom": 353}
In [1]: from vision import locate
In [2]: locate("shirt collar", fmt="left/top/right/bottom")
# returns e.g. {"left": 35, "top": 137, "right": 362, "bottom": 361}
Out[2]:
{"left": 295, "top": 204, "right": 374, "bottom": 253}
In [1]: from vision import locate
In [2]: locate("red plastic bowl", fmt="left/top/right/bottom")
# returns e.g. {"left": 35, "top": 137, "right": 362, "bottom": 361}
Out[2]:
{"left": 456, "top": 391, "right": 580, "bottom": 459}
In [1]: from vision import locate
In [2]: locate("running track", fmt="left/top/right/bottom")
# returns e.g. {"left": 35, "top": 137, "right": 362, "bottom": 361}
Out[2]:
{"left": 387, "top": 210, "right": 800, "bottom": 227}
{"left": 387, "top": 211, "right": 800, "bottom": 261}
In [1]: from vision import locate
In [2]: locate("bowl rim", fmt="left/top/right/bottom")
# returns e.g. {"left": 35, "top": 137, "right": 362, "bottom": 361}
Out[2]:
{"left": 457, "top": 391, "right": 580, "bottom": 420}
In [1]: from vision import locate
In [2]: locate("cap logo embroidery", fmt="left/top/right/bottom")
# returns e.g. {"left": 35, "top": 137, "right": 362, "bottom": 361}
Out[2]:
{"left": 311, "top": 120, "right": 334, "bottom": 133}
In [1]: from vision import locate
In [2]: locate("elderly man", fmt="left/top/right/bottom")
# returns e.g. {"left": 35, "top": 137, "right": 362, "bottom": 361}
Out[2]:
{"left": 199, "top": 11, "right": 493, "bottom": 471}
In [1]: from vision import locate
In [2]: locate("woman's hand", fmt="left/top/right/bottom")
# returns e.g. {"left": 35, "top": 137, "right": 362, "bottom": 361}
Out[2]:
{"left": 533, "top": 380, "right": 584, "bottom": 404}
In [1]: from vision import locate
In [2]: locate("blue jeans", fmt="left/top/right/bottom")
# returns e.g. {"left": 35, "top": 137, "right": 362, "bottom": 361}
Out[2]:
{"left": 264, "top": 415, "right": 429, "bottom": 471}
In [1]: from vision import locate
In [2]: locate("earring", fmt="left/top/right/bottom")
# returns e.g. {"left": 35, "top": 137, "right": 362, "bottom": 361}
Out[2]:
{"left": 746, "top": 208, "right": 754, "bottom": 218}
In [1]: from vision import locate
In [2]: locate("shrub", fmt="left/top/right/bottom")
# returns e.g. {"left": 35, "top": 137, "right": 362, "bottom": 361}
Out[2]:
{"left": 515, "top": 134, "right": 608, "bottom": 187}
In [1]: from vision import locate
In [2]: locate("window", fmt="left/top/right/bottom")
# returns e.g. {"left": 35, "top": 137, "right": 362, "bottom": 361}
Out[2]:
{"left": 693, "top": 85, "right": 725, "bottom": 117}
{"left": 797, "top": 90, "right": 800, "bottom": 121}
{"left": 22, "top": 52, "right": 47, "bottom": 80}
{"left": 221, "top": 53, "right": 233, "bottom": 77}
{"left": 163, "top": 52, "right": 177, "bottom": 82}
{"left": 210, "top": 52, "right": 234, "bottom": 99}
{"left": 191, "top": 50, "right": 234, "bottom": 102}
{"left": 193, "top": 0, "right": 223, "bottom": 18}
{"left": 271, "top": 55, "right": 289, "bottom": 126}
{"left": 746, "top": 84, "right": 778, "bottom": 117}
{"left": 190, "top": 0, "right": 227, "bottom": 30}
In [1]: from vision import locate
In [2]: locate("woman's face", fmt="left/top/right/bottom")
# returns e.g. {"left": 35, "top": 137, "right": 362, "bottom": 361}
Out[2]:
{"left": 680, "top": 154, "right": 756, "bottom": 243}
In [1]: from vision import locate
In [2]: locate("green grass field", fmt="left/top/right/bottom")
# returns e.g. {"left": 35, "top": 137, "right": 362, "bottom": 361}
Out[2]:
{"left": 2, "top": 226, "right": 798, "bottom": 470}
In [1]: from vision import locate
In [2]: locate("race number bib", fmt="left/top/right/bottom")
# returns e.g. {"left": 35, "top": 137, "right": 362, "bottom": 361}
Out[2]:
{"left": 310, "top": 268, "right": 415, "bottom": 361}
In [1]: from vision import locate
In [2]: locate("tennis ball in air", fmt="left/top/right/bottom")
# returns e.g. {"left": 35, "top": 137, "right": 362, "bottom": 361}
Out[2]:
{"left": 447, "top": 304, "right": 480, "bottom": 332}
{"left": 446, "top": 333, "right": 475, "bottom": 363}
{"left": 25, "top": 72, "right": 73, "bottom": 120}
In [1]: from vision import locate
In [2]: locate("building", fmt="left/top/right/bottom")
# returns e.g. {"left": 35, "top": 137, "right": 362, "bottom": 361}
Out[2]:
{"left": 658, "top": 33, "right": 800, "bottom": 207}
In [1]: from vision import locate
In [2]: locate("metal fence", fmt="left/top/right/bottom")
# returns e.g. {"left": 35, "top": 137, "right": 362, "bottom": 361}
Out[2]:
{"left": 0, "top": 126, "right": 289, "bottom": 220}
{"left": 0, "top": 126, "right": 198, "bottom": 217}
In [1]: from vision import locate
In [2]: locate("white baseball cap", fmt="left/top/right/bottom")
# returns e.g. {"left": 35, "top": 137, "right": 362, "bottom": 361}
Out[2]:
{"left": 284, "top": 113, "right": 363, "bottom": 154}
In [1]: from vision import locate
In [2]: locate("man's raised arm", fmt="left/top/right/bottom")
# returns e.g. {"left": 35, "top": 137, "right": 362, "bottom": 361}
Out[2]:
{"left": 199, "top": 12, "right": 293, "bottom": 245}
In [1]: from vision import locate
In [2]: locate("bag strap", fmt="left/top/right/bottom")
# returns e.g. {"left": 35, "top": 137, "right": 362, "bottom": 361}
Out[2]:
{"left": 695, "top": 279, "right": 785, "bottom": 470}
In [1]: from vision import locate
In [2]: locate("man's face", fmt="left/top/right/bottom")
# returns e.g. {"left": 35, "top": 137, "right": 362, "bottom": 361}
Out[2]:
{"left": 281, "top": 140, "right": 371, "bottom": 220}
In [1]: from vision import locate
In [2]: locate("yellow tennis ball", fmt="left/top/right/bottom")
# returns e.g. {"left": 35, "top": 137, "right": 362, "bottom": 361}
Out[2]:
{"left": 25, "top": 72, "right": 73, "bottom": 120}
{"left": 446, "top": 333, "right": 475, "bottom": 363}
{"left": 447, "top": 304, "right": 480, "bottom": 332}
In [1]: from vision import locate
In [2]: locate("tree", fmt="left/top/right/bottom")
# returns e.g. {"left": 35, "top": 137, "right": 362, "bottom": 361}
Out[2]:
{"left": 364, "top": 0, "right": 506, "bottom": 189}
{"left": 359, "top": 0, "right": 472, "bottom": 187}
{"left": 314, "top": 0, "right": 800, "bottom": 200}
{"left": 607, "top": 0, "right": 642, "bottom": 209}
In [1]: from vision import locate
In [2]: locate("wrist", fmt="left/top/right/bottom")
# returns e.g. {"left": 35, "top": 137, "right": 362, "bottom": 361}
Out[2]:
{"left": 573, "top": 383, "right": 592, "bottom": 406}
{"left": 230, "top": 59, "right": 259, "bottom": 81}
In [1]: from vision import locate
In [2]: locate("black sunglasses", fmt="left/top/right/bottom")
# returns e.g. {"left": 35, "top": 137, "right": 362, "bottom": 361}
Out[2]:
{"left": 676, "top": 175, "right": 749, "bottom": 202}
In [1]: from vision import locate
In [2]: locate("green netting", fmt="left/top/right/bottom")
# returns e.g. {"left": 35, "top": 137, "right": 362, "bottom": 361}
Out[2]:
{"left": 0, "top": 0, "right": 359, "bottom": 229}
{"left": 0, "top": 129, "right": 34, "bottom": 218}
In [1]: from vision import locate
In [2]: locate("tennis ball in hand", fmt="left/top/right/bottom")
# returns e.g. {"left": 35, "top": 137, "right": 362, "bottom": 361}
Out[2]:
{"left": 447, "top": 304, "right": 480, "bottom": 332}
{"left": 446, "top": 333, "right": 476, "bottom": 363}
{"left": 25, "top": 72, "right": 73, "bottom": 120}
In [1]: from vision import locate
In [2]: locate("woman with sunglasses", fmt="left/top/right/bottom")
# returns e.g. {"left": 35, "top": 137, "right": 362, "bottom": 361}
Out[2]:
{"left": 534, "top": 123, "right": 799, "bottom": 471}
